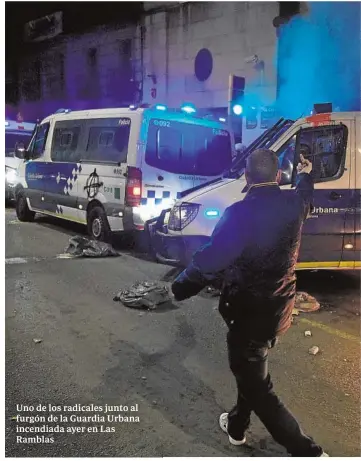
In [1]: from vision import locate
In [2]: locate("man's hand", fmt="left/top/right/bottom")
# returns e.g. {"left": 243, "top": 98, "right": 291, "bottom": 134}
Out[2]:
{"left": 297, "top": 154, "right": 312, "bottom": 175}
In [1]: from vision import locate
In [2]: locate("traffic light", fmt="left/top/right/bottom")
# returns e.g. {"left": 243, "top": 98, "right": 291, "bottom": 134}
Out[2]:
{"left": 228, "top": 75, "right": 245, "bottom": 116}
{"left": 228, "top": 75, "right": 245, "bottom": 143}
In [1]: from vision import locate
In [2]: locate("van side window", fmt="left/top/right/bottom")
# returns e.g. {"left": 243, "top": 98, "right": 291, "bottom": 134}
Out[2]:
{"left": 297, "top": 125, "right": 347, "bottom": 182}
{"left": 51, "top": 124, "right": 81, "bottom": 162}
{"left": 32, "top": 123, "right": 50, "bottom": 159}
{"left": 83, "top": 117, "right": 131, "bottom": 164}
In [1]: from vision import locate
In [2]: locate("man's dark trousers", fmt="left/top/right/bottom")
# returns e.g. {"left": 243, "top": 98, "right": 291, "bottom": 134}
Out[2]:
{"left": 226, "top": 330, "right": 323, "bottom": 456}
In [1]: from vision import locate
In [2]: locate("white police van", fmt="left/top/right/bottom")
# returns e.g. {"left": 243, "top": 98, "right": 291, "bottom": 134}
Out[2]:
{"left": 149, "top": 110, "right": 361, "bottom": 271}
{"left": 14, "top": 105, "right": 234, "bottom": 241}
{"left": 5, "top": 120, "right": 35, "bottom": 201}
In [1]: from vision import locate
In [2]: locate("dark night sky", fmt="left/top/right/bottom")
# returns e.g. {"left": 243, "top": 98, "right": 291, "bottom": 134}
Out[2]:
{"left": 6, "top": 2, "right": 143, "bottom": 61}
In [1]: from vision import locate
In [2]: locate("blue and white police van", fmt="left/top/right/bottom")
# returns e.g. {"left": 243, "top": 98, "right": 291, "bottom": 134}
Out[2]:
{"left": 5, "top": 120, "right": 35, "bottom": 201}
{"left": 149, "top": 109, "right": 361, "bottom": 271}
{"left": 13, "top": 104, "right": 234, "bottom": 241}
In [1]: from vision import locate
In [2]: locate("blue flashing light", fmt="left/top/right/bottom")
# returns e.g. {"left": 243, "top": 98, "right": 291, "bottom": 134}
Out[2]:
{"left": 5, "top": 121, "right": 9, "bottom": 126}
{"left": 232, "top": 104, "right": 243, "bottom": 116}
{"left": 155, "top": 104, "right": 167, "bottom": 111}
{"left": 181, "top": 103, "right": 196, "bottom": 114}
{"left": 219, "top": 117, "right": 226, "bottom": 122}
{"left": 205, "top": 208, "right": 220, "bottom": 218}
{"left": 129, "top": 104, "right": 137, "bottom": 110}
{"left": 55, "top": 108, "right": 71, "bottom": 114}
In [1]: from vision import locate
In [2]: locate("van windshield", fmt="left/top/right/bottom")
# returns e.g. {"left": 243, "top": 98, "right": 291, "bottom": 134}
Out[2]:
{"left": 5, "top": 132, "right": 33, "bottom": 157}
{"left": 145, "top": 119, "right": 233, "bottom": 177}
{"left": 224, "top": 118, "right": 294, "bottom": 178}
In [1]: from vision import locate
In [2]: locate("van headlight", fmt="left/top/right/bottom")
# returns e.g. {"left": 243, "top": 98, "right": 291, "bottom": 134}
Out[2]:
{"left": 168, "top": 203, "right": 200, "bottom": 231}
{"left": 5, "top": 168, "right": 17, "bottom": 184}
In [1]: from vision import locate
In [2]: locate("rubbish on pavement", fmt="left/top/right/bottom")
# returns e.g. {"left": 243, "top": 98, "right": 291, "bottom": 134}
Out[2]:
{"left": 205, "top": 286, "right": 221, "bottom": 297}
{"left": 295, "top": 291, "right": 320, "bottom": 312}
{"left": 304, "top": 330, "right": 312, "bottom": 337}
{"left": 65, "top": 235, "right": 120, "bottom": 258}
{"left": 308, "top": 346, "right": 320, "bottom": 355}
{"left": 113, "top": 281, "right": 171, "bottom": 310}
{"left": 292, "top": 308, "right": 300, "bottom": 316}
{"left": 33, "top": 338, "right": 42, "bottom": 344}
{"left": 141, "top": 376, "right": 147, "bottom": 380}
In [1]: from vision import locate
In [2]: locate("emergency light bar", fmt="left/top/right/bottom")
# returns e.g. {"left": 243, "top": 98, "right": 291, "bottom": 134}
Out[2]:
{"left": 313, "top": 103, "right": 332, "bottom": 114}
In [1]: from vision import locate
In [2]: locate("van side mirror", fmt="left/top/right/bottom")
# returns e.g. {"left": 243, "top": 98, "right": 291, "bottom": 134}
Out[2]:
{"left": 15, "top": 142, "right": 27, "bottom": 160}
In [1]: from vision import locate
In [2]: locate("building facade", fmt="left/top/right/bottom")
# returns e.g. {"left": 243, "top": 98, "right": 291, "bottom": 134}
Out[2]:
{"left": 13, "top": 2, "right": 279, "bottom": 122}
{"left": 139, "top": 1, "right": 279, "bottom": 111}
{"left": 11, "top": 1, "right": 360, "bottom": 123}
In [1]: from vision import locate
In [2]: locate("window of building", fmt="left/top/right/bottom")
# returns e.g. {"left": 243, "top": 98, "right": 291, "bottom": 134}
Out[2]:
{"left": 83, "top": 118, "right": 131, "bottom": 164}
{"left": 145, "top": 119, "right": 232, "bottom": 176}
{"left": 51, "top": 124, "right": 81, "bottom": 162}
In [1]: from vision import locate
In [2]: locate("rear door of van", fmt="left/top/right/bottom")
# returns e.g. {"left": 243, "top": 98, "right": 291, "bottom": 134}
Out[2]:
{"left": 141, "top": 117, "right": 233, "bottom": 220}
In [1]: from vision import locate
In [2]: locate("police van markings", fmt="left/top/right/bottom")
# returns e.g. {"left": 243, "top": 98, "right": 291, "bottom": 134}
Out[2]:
{"left": 140, "top": 189, "right": 180, "bottom": 206}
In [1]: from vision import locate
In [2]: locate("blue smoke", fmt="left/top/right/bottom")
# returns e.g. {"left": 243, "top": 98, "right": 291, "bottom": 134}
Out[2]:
{"left": 277, "top": 2, "right": 360, "bottom": 119}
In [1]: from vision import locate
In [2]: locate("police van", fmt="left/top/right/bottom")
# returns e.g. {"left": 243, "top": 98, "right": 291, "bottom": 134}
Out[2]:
{"left": 14, "top": 105, "right": 234, "bottom": 240}
{"left": 149, "top": 110, "right": 361, "bottom": 271}
{"left": 5, "top": 120, "right": 35, "bottom": 201}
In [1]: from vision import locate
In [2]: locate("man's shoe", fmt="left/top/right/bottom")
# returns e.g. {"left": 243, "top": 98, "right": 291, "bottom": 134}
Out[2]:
{"left": 219, "top": 412, "right": 246, "bottom": 446}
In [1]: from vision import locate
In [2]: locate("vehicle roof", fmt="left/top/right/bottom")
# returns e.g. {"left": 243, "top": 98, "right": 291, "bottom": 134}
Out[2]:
{"left": 5, "top": 120, "right": 35, "bottom": 132}
{"left": 296, "top": 111, "right": 360, "bottom": 126}
{"left": 40, "top": 107, "right": 230, "bottom": 129}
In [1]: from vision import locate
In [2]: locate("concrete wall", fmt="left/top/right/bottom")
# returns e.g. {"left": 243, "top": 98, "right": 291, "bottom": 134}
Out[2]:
{"left": 16, "top": 1, "right": 279, "bottom": 120}
{"left": 139, "top": 1, "right": 279, "bottom": 110}
{"left": 17, "top": 24, "right": 140, "bottom": 120}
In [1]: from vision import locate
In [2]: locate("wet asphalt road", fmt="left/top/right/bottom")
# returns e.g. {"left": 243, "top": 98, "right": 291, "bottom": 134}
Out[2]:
{"left": 5, "top": 208, "right": 361, "bottom": 457}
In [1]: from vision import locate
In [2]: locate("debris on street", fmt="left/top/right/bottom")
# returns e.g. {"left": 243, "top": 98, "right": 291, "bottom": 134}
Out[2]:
{"left": 295, "top": 291, "right": 320, "bottom": 312}
{"left": 113, "top": 281, "right": 171, "bottom": 310}
{"left": 304, "top": 330, "right": 312, "bottom": 337}
{"left": 65, "top": 235, "right": 120, "bottom": 258}
{"left": 308, "top": 346, "right": 320, "bottom": 355}
{"left": 205, "top": 286, "right": 221, "bottom": 297}
{"left": 33, "top": 338, "right": 42, "bottom": 344}
{"left": 292, "top": 308, "right": 300, "bottom": 316}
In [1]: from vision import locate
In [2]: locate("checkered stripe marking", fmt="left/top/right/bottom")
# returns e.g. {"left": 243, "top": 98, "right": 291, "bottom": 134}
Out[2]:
{"left": 141, "top": 190, "right": 182, "bottom": 206}
{"left": 55, "top": 163, "right": 82, "bottom": 196}
{"left": 56, "top": 205, "right": 64, "bottom": 214}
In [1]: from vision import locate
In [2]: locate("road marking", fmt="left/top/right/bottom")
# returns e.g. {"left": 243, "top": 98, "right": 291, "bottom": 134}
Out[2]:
{"left": 5, "top": 255, "right": 77, "bottom": 265}
{"left": 299, "top": 317, "right": 361, "bottom": 343}
{"left": 8, "top": 220, "right": 27, "bottom": 225}
{"left": 5, "top": 257, "right": 32, "bottom": 264}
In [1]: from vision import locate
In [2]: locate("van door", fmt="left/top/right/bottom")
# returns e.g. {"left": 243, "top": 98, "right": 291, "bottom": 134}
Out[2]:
{"left": 274, "top": 120, "right": 352, "bottom": 268}
{"left": 24, "top": 122, "right": 50, "bottom": 211}
{"left": 349, "top": 116, "right": 361, "bottom": 269}
{"left": 76, "top": 117, "right": 129, "bottom": 227}
{"left": 46, "top": 120, "right": 83, "bottom": 220}
{"left": 142, "top": 119, "right": 233, "bottom": 214}
{"left": 188, "top": 124, "right": 233, "bottom": 188}
{"left": 142, "top": 118, "right": 194, "bottom": 217}
{"left": 297, "top": 121, "right": 352, "bottom": 268}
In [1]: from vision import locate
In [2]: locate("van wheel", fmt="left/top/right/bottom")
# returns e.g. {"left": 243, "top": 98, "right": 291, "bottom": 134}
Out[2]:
{"left": 16, "top": 192, "right": 35, "bottom": 222}
{"left": 87, "top": 206, "right": 111, "bottom": 242}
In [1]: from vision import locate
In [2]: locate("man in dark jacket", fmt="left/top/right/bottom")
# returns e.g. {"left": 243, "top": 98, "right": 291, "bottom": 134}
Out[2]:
{"left": 171, "top": 149, "right": 327, "bottom": 457}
